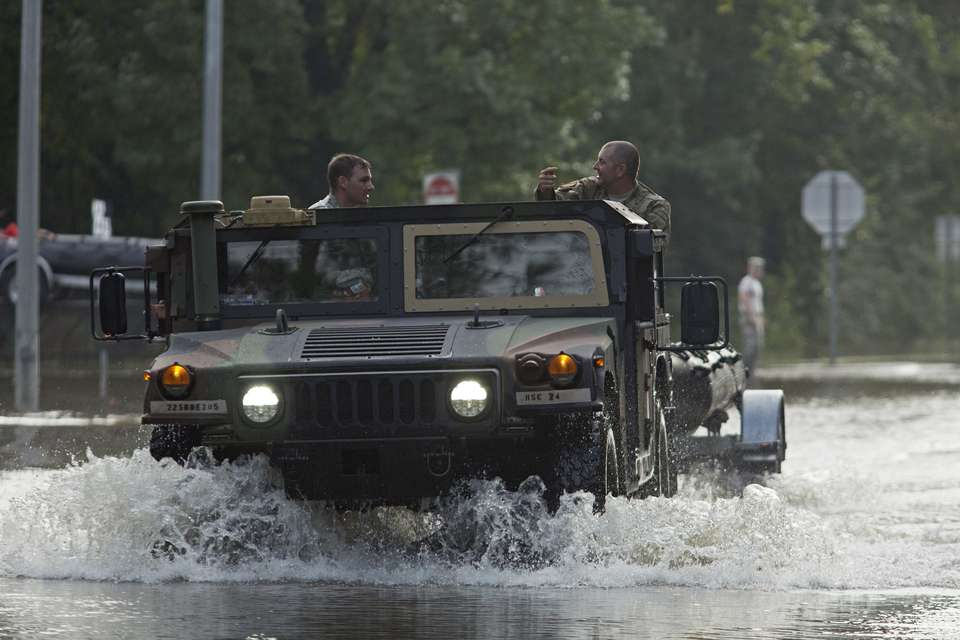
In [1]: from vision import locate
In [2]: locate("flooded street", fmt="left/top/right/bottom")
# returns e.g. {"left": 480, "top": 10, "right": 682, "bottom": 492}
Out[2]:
{"left": 1, "top": 383, "right": 959, "bottom": 638}
{"left": 4, "top": 0, "right": 956, "bottom": 637}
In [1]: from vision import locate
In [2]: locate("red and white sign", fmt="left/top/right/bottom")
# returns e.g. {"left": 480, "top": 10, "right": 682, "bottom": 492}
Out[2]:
{"left": 423, "top": 170, "right": 460, "bottom": 205}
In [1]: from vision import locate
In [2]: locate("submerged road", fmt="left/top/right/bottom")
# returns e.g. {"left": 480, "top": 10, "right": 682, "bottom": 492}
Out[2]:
{"left": 0, "top": 372, "right": 958, "bottom": 638}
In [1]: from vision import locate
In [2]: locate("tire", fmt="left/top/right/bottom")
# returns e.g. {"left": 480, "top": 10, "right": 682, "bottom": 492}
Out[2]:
{"left": 737, "top": 389, "right": 786, "bottom": 475}
{"left": 149, "top": 424, "right": 201, "bottom": 463}
{"left": 739, "top": 423, "right": 784, "bottom": 475}
{"left": 0, "top": 264, "right": 49, "bottom": 306}
{"left": 640, "top": 410, "right": 677, "bottom": 498}
{"left": 554, "top": 412, "right": 623, "bottom": 512}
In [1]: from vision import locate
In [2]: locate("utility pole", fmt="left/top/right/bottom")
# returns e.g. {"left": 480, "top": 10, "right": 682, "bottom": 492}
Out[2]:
{"left": 15, "top": 0, "right": 42, "bottom": 412}
{"left": 201, "top": 0, "right": 223, "bottom": 200}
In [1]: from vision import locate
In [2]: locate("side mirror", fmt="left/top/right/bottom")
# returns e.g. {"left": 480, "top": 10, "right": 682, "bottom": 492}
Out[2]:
{"left": 680, "top": 281, "right": 720, "bottom": 345}
{"left": 99, "top": 272, "right": 128, "bottom": 337}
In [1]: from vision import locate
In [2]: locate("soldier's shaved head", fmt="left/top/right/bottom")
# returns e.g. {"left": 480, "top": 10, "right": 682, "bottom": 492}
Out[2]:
{"left": 601, "top": 141, "right": 640, "bottom": 180}
{"left": 538, "top": 137, "right": 669, "bottom": 234}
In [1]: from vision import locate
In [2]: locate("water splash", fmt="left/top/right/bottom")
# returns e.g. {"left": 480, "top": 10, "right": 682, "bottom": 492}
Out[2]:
{"left": 0, "top": 448, "right": 956, "bottom": 589}
{"left": 0, "top": 450, "right": 324, "bottom": 582}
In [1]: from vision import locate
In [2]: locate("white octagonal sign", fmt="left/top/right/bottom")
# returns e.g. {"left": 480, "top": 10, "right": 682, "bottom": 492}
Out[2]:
{"left": 423, "top": 170, "right": 460, "bottom": 205}
{"left": 802, "top": 170, "right": 865, "bottom": 236}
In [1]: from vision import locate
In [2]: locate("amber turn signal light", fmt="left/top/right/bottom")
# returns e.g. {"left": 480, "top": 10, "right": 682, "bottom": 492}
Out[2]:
{"left": 547, "top": 353, "right": 578, "bottom": 387}
{"left": 159, "top": 363, "right": 192, "bottom": 398}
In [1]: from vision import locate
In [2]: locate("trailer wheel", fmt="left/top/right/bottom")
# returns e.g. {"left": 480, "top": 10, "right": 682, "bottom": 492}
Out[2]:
{"left": 149, "top": 424, "right": 201, "bottom": 463}
{"left": 553, "top": 411, "right": 623, "bottom": 512}
{"left": 737, "top": 389, "right": 786, "bottom": 475}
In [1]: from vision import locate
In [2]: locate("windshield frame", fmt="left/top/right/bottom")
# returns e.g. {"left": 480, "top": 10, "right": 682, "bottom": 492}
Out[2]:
{"left": 403, "top": 219, "right": 609, "bottom": 312}
{"left": 216, "top": 225, "right": 389, "bottom": 319}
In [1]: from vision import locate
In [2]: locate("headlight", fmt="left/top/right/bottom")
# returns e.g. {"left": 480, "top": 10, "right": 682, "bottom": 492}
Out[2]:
{"left": 516, "top": 353, "right": 546, "bottom": 384}
{"left": 547, "top": 353, "right": 579, "bottom": 387}
{"left": 242, "top": 385, "right": 281, "bottom": 424}
{"left": 449, "top": 379, "right": 489, "bottom": 419}
{"left": 159, "top": 363, "right": 192, "bottom": 399}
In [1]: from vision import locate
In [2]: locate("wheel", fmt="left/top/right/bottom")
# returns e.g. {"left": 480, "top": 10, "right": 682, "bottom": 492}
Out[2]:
{"left": 639, "top": 409, "right": 677, "bottom": 498}
{"left": 0, "top": 264, "right": 49, "bottom": 306}
{"left": 149, "top": 424, "right": 201, "bottom": 463}
{"left": 553, "top": 412, "right": 624, "bottom": 512}
{"left": 737, "top": 389, "right": 786, "bottom": 475}
{"left": 739, "top": 420, "right": 784, "bottom": 475}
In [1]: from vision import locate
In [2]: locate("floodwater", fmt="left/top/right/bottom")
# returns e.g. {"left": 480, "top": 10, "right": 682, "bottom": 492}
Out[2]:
{"left": 1, "top": 383, "right": 959, "bottom": 639}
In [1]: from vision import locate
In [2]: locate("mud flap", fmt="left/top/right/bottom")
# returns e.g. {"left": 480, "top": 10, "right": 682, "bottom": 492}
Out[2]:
{"left": 735, "top": 389, "right": 786, "bottom": 472}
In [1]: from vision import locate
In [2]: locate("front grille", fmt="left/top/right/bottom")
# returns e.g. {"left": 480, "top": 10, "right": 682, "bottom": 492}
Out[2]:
{"left": 291, "top": 375, "right": 439, "bottom": 436}
{"left": 300, "top": 325, "right": 451, "bottom": 359}
{"left": 287, "top": 370, "right": 496, "bottom": 438}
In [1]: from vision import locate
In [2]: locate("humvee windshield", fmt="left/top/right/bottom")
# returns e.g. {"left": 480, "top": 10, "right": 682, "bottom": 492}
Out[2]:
{"left": 219, "top": 238, "right": 378, "bottom": 305}
{"left": 404, "top": 220, "right": 609, "bottom": 311}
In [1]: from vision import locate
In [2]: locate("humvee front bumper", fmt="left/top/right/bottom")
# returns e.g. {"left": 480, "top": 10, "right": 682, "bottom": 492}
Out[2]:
{"left": 142, "top": 367, "right": 606, "bottom": 502}
{"left": 268, "top": 437, "right": 547, "bottom": 502}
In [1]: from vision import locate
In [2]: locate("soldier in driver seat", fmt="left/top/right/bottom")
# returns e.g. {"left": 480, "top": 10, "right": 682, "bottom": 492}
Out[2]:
{"left": 332, "top": 268, "right": 374, "bottom": 301}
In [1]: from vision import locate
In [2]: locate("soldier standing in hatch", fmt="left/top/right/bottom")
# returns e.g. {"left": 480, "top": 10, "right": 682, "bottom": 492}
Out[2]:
{"left": 299, "top": 153, "right": 376, "bottom": 300}
{"left": 309, "top": 153, "right": 375, "bottom": 209}
{"left": 535, "top": 140, "right": 671, "bottom": 237}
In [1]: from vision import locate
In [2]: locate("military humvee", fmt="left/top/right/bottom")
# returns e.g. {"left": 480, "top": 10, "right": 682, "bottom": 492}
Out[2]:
{"left": 93, "top": 196, "right": 785, "bottom": 508}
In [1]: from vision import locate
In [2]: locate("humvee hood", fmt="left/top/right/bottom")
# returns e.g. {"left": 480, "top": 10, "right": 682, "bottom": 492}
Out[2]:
{"left": 156, "top": 316, "right": 616, "bottom": 370}
{"left": 505, "top": 316, "right": 616, "bottom": 357}
{"left": 154, "top": 326, "right": 250, "bottom": 370}
{"left": 444, "top": 316, "right": 615, "bottom": 360}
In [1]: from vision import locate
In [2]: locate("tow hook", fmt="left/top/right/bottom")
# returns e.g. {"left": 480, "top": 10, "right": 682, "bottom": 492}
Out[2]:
{"left": 425, "top": 448, "right": 453, "bottom": 477}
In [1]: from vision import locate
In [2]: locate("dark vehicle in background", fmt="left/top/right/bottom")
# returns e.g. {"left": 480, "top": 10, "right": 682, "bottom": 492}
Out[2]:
{"left": 92, "top": 195, "right": 785, "bottom": 508}
{"left": 0, "top": 233, "right": 157, "bottom": 305}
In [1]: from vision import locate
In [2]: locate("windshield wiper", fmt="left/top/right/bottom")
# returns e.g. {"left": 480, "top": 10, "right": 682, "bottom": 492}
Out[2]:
{"left": 228, "top": 240, "right": 269, "bottom": 289}
{"left": 442, "top": 206, "right": 514, "bottom": 264}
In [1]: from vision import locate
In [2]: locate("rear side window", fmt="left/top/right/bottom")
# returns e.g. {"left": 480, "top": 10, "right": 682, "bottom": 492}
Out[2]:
{"left": 414, "top": 231, "right": 596, "bottom": 299}
{"left": 403, "top": 220, "right": 609, "bottom": 312}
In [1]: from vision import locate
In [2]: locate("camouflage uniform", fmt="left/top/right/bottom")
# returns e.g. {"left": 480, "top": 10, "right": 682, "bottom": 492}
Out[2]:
{"left": 536, "top": 177, "right": 671, "bottom": 238}
{"left": 308, "top": 193, "right": 340, "bottom": 210}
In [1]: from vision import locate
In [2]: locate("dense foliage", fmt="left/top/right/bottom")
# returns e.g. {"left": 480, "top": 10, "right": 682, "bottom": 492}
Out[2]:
{"left": 1, "top": 0, "right": 958, "bottom": 358}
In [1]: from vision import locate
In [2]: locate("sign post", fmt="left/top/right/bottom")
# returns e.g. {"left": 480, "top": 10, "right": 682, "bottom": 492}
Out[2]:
{"left": 802, "top": 170, "right": 866, "bottom": 364}
{"left": 935, "top": 215, "right": 960, "bottom": 355}
{"left": 423, "top": 170, "right": 461, "bottom": 205}
{"left": 935, "top": 215, "right": 960, "bottom": 262}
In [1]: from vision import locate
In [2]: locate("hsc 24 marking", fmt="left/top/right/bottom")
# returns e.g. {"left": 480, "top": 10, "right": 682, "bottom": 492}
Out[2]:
{"left": 515, "top": 388, "right": 591, "bottom": 405}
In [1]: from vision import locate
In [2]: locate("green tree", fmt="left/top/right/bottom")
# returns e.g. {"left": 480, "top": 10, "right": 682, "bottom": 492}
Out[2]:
{"left": 3, "top": 0, "right": 960, "bottom": 360}
{"left": 309, "top": 0, "right": 656, "bottom": 204}
{"left": 1, "top": 1, "right": 313, "bottom": 236}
